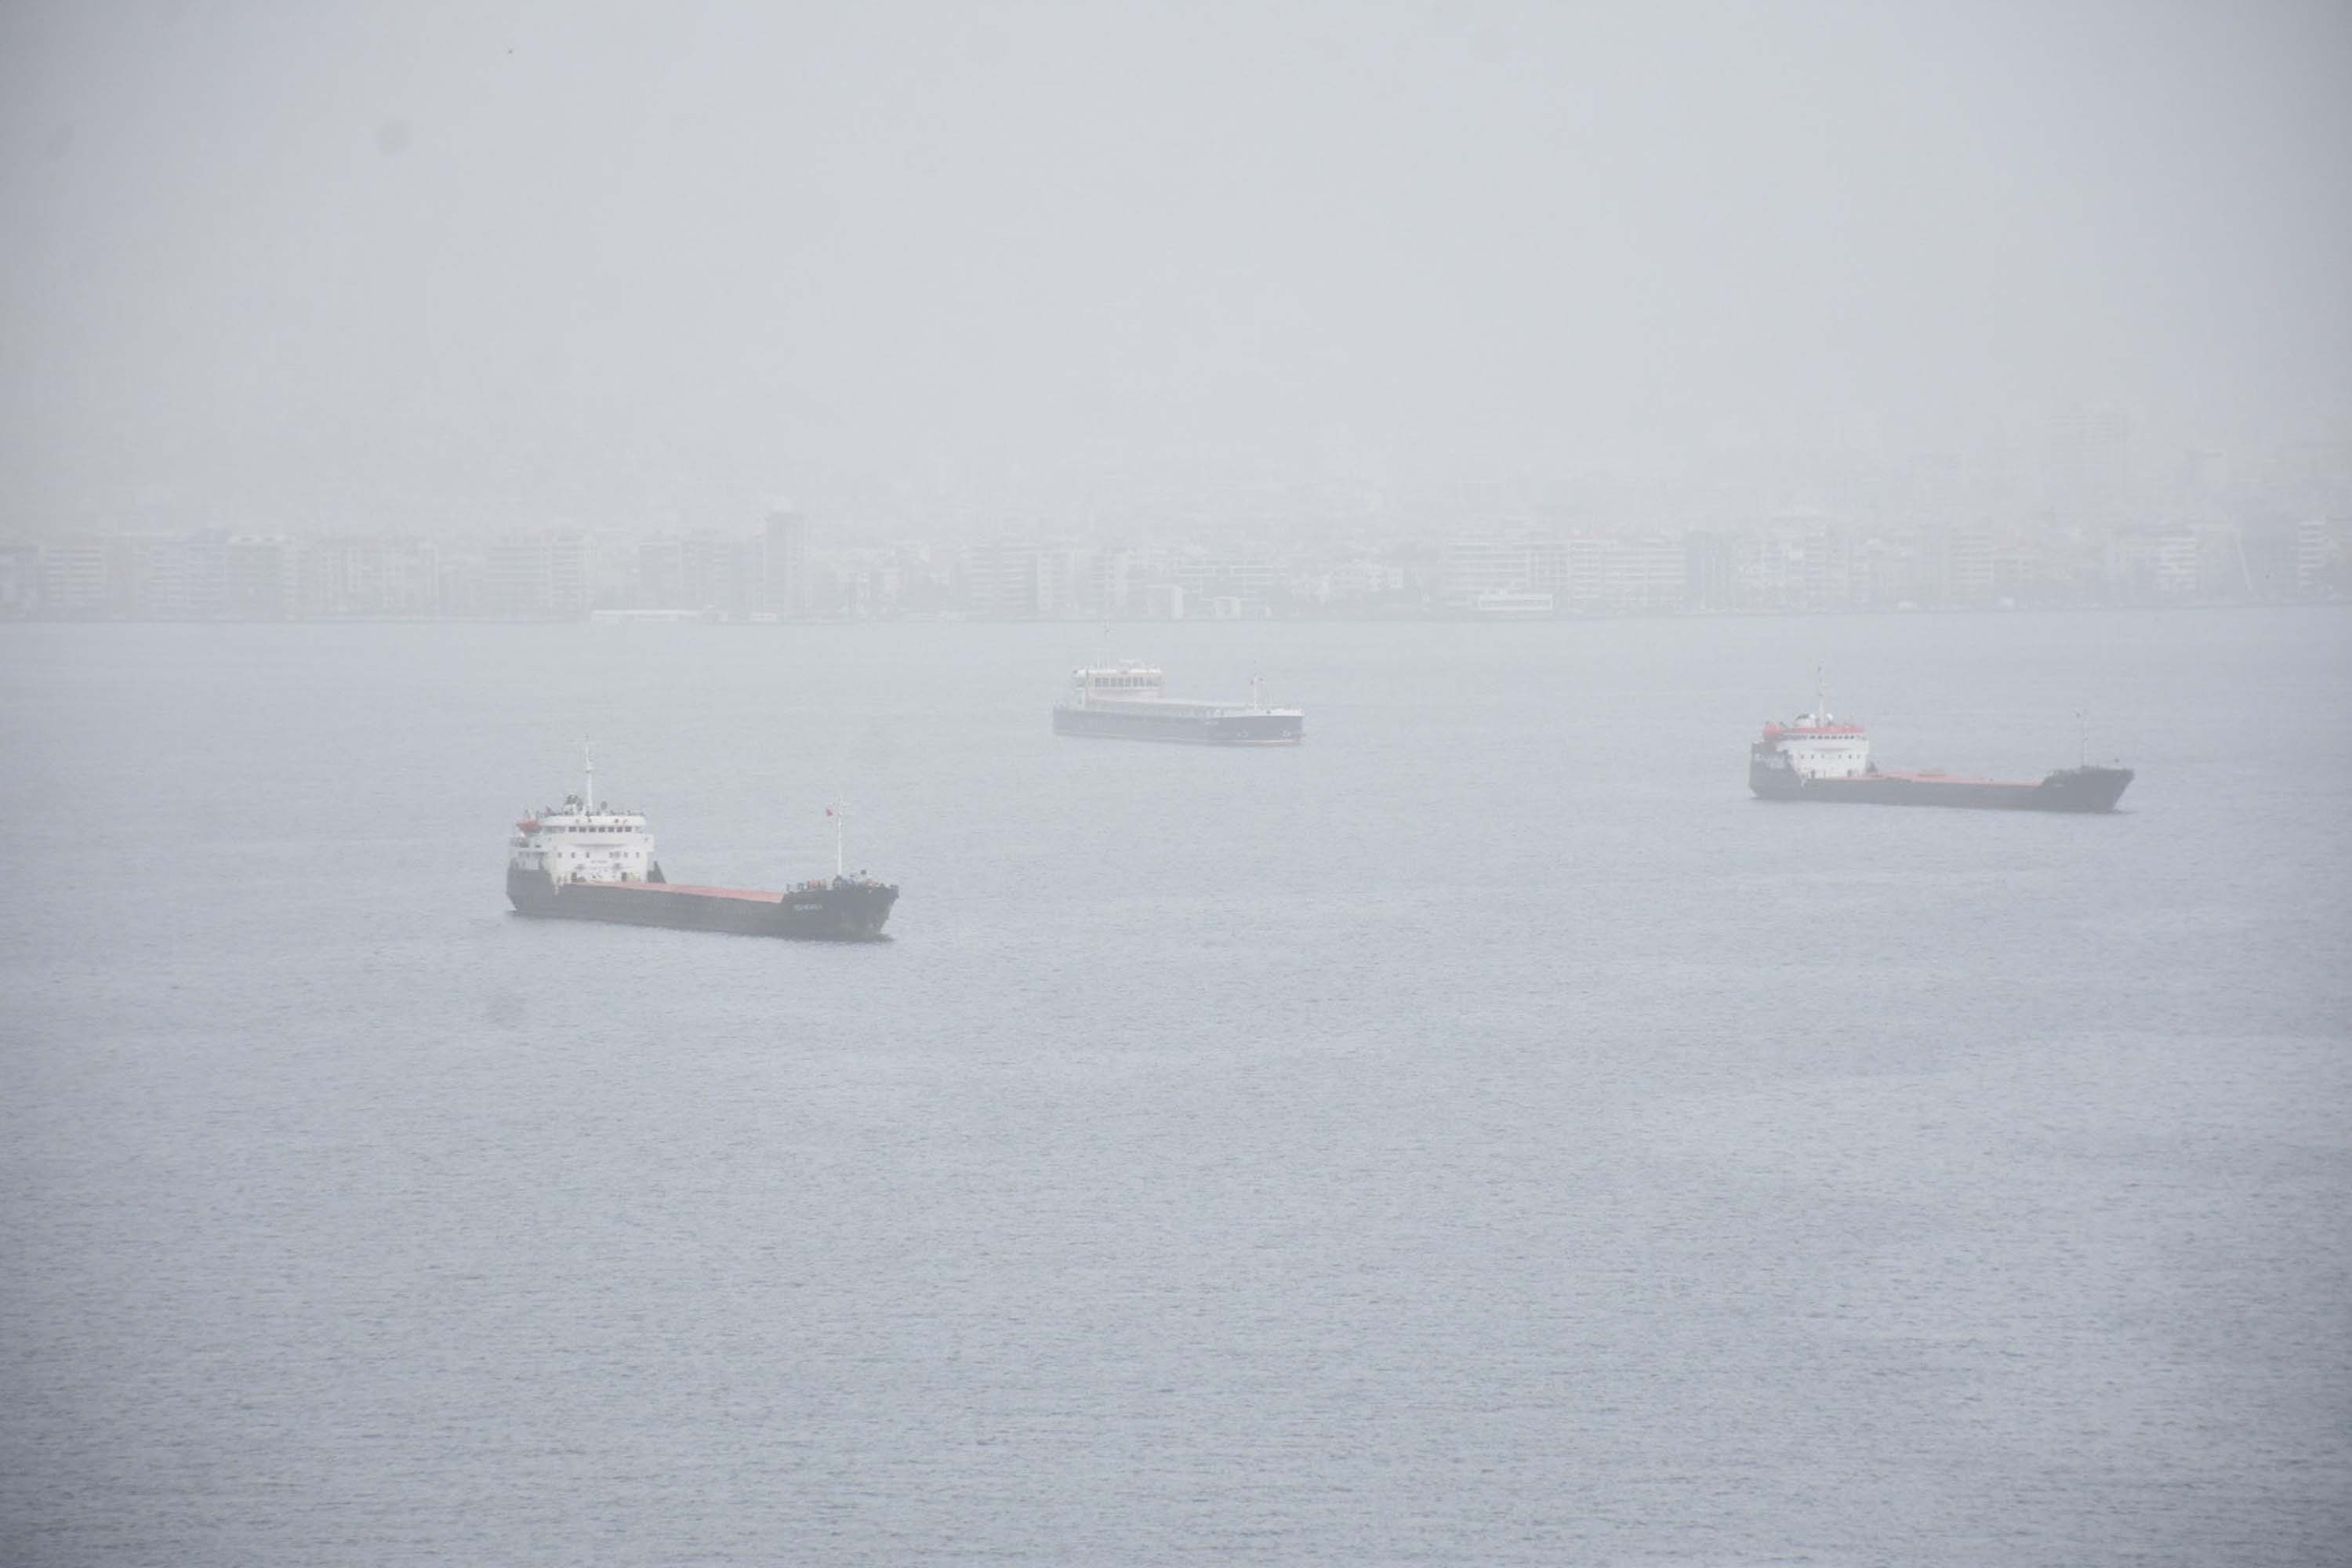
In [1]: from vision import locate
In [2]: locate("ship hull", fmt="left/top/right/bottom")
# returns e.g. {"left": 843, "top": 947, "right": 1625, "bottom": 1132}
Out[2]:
{"left": 506, "top": 867, "right": 896, "bottom": 938}
{"left": 1748, "top": 756, "right": 2132, "bottom": 812}
{"left": 1052, "top": 706, "right": 1303, "bottom": 746}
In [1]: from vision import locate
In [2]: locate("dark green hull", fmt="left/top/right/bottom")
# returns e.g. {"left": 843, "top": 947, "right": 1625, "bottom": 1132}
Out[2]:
{"left": 1749, "top": 752, "right": 2132, "bottom": 811}
{"left": 506, "top": 866, "right": 897, "bottom": 939}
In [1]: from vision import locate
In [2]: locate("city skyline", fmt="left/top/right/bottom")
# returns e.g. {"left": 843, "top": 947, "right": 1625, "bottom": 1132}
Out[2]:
{"left": 9, "top": 506, "right": 2343, "bottom": 623}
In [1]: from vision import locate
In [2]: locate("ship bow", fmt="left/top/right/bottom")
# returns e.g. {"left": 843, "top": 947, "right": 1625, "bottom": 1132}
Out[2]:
{"left": 2046, "top": 765, "right": 2134, "bottom": 811}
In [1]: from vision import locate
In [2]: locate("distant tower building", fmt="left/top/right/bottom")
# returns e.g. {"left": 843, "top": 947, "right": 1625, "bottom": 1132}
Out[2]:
{"left": 2294, "top": 518, "right": 2336, "bottom": 595}
{"left": 1682, "top": 531, "right": 1732, "bottom": 612}
{"left": 681, "top": 532, "right": 761, "bottom": 617}
{"left": 38, "top": 538, "right": 115, "bottom": 616}
{"left": 0, "top": 541, "right": 42, "bottom": 615}
{"left": 2151, "top": 530, "right": 2202, "bottom": 598}
{"left": 2042, "top": 406, "right": 2132, "bottom": 528}
{"left": 964, "top": 540, "right": 1047, "bottom": 619}
{"left": 1438, "top": 537, "right": 1533, "bottom": 607}
{"left": 1939, "top": 526, "right": 1997, "bottom": 606}
{"left": 764, "top": 507, "right": 809, "bottom": 618}
{"left": 224, "top": 535, "right": 296, "bottom": 619}
{"left": 482, "top": 532, "right": 588, "bottom": 619}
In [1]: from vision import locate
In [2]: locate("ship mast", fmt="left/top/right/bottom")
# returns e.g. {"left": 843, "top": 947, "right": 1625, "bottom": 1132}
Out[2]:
{"left": 583, "top": 738, "right": 594, "bottom": 815}
{"left": 829, "top": 804, "right": 846, "bottom": 877}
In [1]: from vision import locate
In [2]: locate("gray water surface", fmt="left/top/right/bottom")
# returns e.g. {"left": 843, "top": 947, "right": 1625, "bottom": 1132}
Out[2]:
{"left": 3, "top": 611, "right": 2347, "bottom": 1566}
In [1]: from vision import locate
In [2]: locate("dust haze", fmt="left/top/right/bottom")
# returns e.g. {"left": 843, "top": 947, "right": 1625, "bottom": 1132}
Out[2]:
{"left": 3, "top": 0, "right": 2347, "bottom": 535}
{"left": 5, "top": 8, "right": 2351, "bottom": 1568}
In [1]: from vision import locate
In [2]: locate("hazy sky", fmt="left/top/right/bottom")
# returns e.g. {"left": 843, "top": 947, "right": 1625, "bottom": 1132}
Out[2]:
{"left": 2, "top": 0, "right": 2347, "bottom": 532}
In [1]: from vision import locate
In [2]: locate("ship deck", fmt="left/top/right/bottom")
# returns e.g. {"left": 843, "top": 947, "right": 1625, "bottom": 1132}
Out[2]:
{"left": 1867, "top": 771, "right": 2034, "bottom": 787}
{"left": 601, "top": 881, "right": 782, "bottom": 902}
{"left": 1066, "top": 699, "right": 1250, "bottom": 717}
{"left": 1060, "top": 700, "right": 1304, "bottom": 719}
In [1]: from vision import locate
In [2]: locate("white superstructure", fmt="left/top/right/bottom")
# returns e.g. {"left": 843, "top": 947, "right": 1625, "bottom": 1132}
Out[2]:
{"left": 507, "top": 746, "right": 658, "bottom": 884}
{"left": 1757, "top": 711, "right": 1872, "bottom": 779}
{"left": 1067, "top": 663, "right": 1171, "bottom": 709}
{"left": 1062, "top": 663, "right": 1297, "bottom": 717}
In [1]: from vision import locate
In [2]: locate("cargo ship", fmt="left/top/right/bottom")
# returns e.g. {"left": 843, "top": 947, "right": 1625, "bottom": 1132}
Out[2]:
{"left": 1748, "top": 701, "right": 2132, "bottom": 811}
{"left": 1052, "top": 664, "right": 1304, "bottom": 746}
{"left": 506, "top": 750, "right": 897, "bottom": 938}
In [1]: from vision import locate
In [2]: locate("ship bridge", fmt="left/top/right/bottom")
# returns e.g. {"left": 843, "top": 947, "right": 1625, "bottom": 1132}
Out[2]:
{"left": 1070, "top": 665, "right": 1168, "bottom": 701}
{"left": 1065, "top": 664, "right": 1298, "bottom": 717}
{"left": 508, "top": 747, "right": 659, "bottom": 884}
{"left": 1759, "top": 710, "right": 1874, "bottom": 779}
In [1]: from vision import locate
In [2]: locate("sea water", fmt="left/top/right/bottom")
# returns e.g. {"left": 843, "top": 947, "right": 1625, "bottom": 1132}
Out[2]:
{"left": 2, "top": 609, "right": 2346, "bottom": 1565}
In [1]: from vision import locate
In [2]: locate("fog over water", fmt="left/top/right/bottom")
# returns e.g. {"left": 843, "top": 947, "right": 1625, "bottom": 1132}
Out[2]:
{"left": 5, "top": 612, "right": 2351, "bottom": 1565}
{"left": 5, "top": 2, "right": 2351, "bottom": 1564}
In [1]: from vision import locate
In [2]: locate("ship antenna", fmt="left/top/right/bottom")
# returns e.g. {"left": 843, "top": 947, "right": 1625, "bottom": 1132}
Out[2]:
{"left": 583, "top": 737, "right": 594, "bottom": 815}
